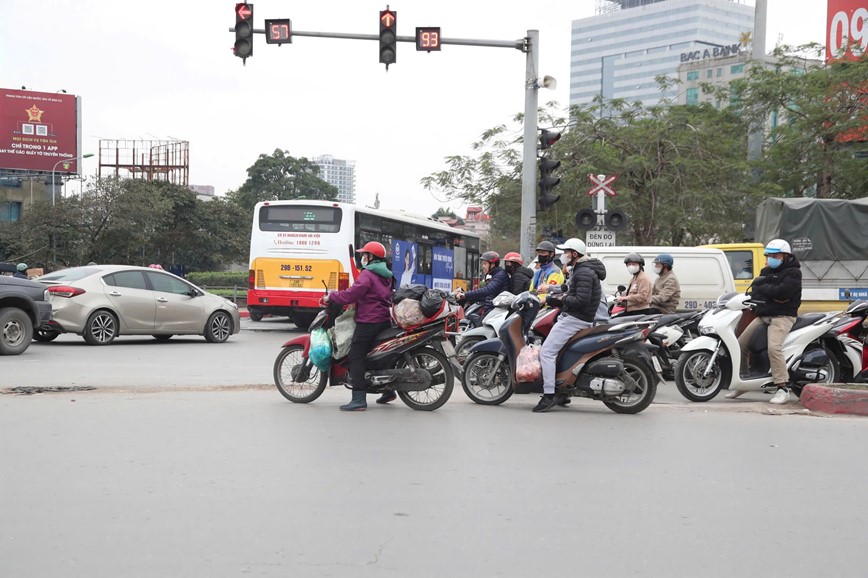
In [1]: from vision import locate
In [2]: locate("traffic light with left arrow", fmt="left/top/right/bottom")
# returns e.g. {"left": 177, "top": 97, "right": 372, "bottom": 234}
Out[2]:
{"left": 234, "top": 3, "right": 254, "bottom": 63}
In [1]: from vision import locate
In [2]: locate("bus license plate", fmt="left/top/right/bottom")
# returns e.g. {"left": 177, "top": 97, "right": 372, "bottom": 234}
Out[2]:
{"left": 288, "top": 280, "right": 304, "bottom": 288}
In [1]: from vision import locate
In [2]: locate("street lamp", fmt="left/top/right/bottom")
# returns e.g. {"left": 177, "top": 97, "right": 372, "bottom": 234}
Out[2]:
{"left": 51, "top": 153, "right": 93, "bottom": 206}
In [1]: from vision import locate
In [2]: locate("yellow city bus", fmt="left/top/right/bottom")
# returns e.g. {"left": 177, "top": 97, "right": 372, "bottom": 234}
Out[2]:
{"left": 247, "top": 200, "right": 481, "bottom": 328}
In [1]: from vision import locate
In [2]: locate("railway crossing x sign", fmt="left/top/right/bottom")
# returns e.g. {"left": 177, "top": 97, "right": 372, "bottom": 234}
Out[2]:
{"left": 587, "top": 174, "right": 617, "bottom": 196}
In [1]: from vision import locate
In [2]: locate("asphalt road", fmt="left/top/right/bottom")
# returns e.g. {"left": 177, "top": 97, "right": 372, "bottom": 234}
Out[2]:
{"left": 2, "top": 320, "right": 867, "bottom": 577}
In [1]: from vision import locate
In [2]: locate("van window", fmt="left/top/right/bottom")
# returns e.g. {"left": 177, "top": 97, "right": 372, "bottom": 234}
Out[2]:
{"left": 724, "top": 251, "right": 754, "bottom": 280}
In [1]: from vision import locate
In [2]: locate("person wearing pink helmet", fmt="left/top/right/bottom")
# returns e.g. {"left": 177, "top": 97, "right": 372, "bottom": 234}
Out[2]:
{"left": 324, "top": 241, "right": 394, "bottom": 411}
{"left": 503, "top": 251, "right": 533, "bottom": 294}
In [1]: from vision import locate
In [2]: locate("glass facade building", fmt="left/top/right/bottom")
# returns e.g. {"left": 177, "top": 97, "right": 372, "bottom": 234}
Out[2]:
{"left": 313, "top": 155, "right": 356, "bottom": 205}
{"left": 570, "top": 0, "right": 755, "bottom": 108}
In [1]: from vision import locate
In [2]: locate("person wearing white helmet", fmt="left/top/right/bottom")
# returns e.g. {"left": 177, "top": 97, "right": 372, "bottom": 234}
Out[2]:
{"left": 730, "top": 238, "right": 802, "bottom": 404}
{"left": 533, "top": 238, "right": 608, "bottom": 412}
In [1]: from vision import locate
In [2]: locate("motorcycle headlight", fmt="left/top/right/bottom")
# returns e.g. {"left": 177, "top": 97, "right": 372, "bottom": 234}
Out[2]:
{"left": 699, "top": 324, "right": 714, "bottom": 335}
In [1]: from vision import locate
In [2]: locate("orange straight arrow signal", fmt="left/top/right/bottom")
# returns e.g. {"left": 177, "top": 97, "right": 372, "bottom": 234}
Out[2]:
{"left": 380, "top": 10, "right": 395, "bottom": 28}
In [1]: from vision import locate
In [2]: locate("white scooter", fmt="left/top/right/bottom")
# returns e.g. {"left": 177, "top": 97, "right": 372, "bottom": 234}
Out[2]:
{"left": 454, "top": 291, "right": 514, "bottom": 365}
{"left": 674, "top": 292, "right": 842, "bottom": 402}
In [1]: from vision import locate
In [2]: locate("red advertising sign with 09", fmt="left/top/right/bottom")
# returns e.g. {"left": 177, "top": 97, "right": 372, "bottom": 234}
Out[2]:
{"left": 827, "top": 0, "right": 868, "bottom": 62}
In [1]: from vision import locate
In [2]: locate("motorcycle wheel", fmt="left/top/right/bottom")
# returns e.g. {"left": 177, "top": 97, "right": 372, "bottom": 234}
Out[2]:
{"left": 603, "top": 355, "right": 658, "bottom": 414}
{"left": 674, "top": 350, "right": 730, "bottom": 402}
{"left": 792, "top": 345, "right": 840, "bottom": 395}
{"left": 454, "top": 336, "right": 484, "bottom": 366}
{"left": 396, "top": 347, "right": 454, "bottom": 411}
{"left": 461, "top": 351, "right": 514, "bottom": 406}
{"left": 273, "top": 345, "right": 328, "bottom": 403}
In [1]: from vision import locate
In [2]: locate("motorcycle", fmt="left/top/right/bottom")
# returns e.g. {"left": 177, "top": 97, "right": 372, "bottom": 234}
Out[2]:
{"left": 273, "top": 291, "right": 463, "bottom": 411}
{"left": 674, "top": 292, "right": 843, "bottom": 402}
{"left": 828, "top": 299, "right": 868, "bottom": 382}
{"left": 460, "top": 292, "right": 659, "bottom": 414}
{"left": 454, "top": 291, "right": 514, "bottom": 365}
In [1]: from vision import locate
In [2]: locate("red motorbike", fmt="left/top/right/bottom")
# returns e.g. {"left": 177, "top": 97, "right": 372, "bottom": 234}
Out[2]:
{"left": 830, "top": 299, "right": 868, "bottom": 383}
{"left": 273, "top": 295, "right": 463, "bottom": 411}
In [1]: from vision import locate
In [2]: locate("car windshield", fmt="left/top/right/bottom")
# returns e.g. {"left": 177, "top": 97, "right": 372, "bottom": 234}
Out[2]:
{"left": 38, "top": 267, "right": 100, "bottom": 283}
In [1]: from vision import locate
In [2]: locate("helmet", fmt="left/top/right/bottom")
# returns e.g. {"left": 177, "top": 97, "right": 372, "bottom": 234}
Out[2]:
{"left": 481, "top": 251, "right": 500, "bottom": 265}
{"left": 653, "top": 253, "right": 674, "bottom": 268}
{"left": 624, "top": 252, "right": 645, "bottom": 266}
{"left": 503, "top": 252, "right": 524, "bottom": 265}
{"left": 536, "top": 241, "right": 556, "bottom": 253}
{"left": 358, "top": 241, "right": 386, "bottom": 258}
{"left": 16, "top": 262, "right": 28, "bottom": 272}
{"left": 764, "top": 239, "right": 791, "bottom": 255}
{"left": 557, "top": 238, "right": 586, "bottom": 255}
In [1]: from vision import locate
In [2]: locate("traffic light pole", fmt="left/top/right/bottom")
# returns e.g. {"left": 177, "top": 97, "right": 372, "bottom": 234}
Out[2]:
{"left": 231, "top": 22, "right": 541, "bottom": 260}
{"left": 519, "top": 30, "right": 539, "bottom": 263}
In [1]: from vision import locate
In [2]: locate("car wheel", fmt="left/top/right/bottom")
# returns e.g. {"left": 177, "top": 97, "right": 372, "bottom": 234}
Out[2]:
{"left": 0, "top": 307, "right": 34, "bottom": 355}
{"left": 83, "top": 310, "right": 118, "bottom": 345}
{"left": 204, "top": 310, "right": 233, "bottom": 343}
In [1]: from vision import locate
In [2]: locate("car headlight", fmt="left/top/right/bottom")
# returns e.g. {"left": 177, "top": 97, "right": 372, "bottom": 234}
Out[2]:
{"left": 225, "top": 299, "right": 238, "bottom": 309}
{"left": 699, "top": 324, "right": 714, "bottom": 335}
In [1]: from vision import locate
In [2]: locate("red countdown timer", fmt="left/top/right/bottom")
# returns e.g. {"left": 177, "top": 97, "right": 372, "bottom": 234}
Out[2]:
{"left": 265, "top": 18, "right": 292, "bottom": 45}
{"left": 416, "top": 27, "right": 441, "bottom": 52}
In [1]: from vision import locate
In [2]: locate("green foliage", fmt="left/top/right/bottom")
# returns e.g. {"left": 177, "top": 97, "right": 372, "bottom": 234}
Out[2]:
{"left": 227, "top": 149, "right": 339, "bottom": 217}
{"left": 186, "top": 271, "right": 247, "bottom": 287}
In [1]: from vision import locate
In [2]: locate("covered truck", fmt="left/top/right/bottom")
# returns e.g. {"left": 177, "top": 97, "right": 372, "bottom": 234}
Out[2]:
{"left": 709, "top": 197, "right": 868, "bottom": 312}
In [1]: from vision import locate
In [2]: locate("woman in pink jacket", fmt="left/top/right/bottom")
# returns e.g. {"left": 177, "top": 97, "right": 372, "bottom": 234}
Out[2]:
{"left": 324, "top": 242, "right": 394, "bottom": 411}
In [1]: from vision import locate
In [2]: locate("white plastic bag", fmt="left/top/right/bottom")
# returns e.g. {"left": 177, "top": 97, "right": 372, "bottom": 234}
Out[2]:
{"left": 393, "top": 299, "right": 426, "bottom": 329}
{"left": 515, "top": 344, "right": 542, "bottom": 382}
{"left": 330, "top": 306, "right": 356, "bottom": 359}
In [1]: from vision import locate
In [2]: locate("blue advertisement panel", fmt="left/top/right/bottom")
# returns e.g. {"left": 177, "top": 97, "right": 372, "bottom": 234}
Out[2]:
{"left": 392, "top": 239, "right": 417, "bottom": 288}
{"left": 432, "top": 247, "right": 454, "bottom": 292}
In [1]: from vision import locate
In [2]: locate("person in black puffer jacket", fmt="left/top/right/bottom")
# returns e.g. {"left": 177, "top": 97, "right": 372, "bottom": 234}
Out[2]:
{"left": 733, "top": 239, "right": 802, "bottom": 405}
{"left": 503, "top": 251, "right": 533, "bottom": 295}
{"left": 533, "top": 238, "right": 607, "bottom": 412}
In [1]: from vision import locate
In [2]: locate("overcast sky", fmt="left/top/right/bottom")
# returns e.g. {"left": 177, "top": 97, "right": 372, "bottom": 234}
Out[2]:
{"left": 1, "top": 0, "right": 827, "bottom": 218}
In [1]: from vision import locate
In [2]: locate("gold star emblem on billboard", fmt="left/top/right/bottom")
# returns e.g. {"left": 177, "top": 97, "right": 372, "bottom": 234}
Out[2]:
{"left": 25, "top": 105, "right": 44, "bottom": 122}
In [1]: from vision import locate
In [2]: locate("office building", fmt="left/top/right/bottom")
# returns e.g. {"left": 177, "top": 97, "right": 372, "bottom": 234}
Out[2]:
{"left": 313, "top": 155, "right": 356, "bottom": 204}
{"left": 570, "top": 0, "right": 755, "bottom": 108}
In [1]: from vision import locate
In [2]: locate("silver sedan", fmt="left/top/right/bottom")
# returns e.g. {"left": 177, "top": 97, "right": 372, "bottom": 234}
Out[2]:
{"left": 37, "top": 265, "right": 241, "bottom": 345}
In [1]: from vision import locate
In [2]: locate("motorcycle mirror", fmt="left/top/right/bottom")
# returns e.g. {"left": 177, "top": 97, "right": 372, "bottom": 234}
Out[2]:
{"left": 321, "top": 280, "right": 329, "bottom": 295}
{"left": 617, "top": 285, "right": 626, "bottom": 292}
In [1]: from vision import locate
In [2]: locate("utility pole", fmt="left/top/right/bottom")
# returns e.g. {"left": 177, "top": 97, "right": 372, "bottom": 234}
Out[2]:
{"left": 519, "top": 30, "right": 539, "bottom": 263}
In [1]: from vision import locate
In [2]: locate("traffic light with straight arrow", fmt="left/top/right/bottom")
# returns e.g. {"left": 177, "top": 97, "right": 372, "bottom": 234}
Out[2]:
{"left": 379, "top": 7, "right": 397, "bottom": 68}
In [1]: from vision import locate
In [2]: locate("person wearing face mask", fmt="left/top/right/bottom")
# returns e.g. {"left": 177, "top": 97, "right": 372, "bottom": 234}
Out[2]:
{"left": 614, "top": 253, "right": 652, "bottom": 316}
{"left": 529, "top": 241, "right": 565, "bottom": 295}
{"left": 649, "top": 253, "right": 681, "bottom": 314}
{"left": 503, "top": 252, "right": 533, "bottom": 295}
{"left": 322, "top": 242, "right": 394, "bottom": 411}
{"left": 731, "top": 239, "right": 802, "bottom": 405}
{"left": 533, "top": 238, "right": 607, "bottom": 412}
{"left": 454, "top": 251, "right": 509, "bottom": 318}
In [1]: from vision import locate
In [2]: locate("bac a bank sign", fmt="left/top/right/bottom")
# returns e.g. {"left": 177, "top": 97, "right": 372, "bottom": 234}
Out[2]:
{"left": 680, "top": 43, "right": 742, "bottom": 62}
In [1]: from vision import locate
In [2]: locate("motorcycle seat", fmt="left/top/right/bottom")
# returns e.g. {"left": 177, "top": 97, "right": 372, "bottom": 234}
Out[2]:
{"left": 563, "top": 323, "right": 613, "bottom": 347}
{"left": 373, "top": 326, "right": 405, "bottom": 344}
{"left": 790, "top": 313, "right": 827, "bottom": 332}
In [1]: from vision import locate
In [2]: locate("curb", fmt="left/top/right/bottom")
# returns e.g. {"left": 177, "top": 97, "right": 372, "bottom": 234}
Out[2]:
{"left": 800, "top": 383, "right": 868, "bottom": 416}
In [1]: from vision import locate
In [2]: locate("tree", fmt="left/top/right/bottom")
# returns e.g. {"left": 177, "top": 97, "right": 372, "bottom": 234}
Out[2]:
{"left": 725, "top": 44, "right": 868, "bottom": 198}
{"left": 228, "top": 149, "right": 339, "bottom": 216}
{"left": 430, "top": 207, "right": 464, "bottom": 225}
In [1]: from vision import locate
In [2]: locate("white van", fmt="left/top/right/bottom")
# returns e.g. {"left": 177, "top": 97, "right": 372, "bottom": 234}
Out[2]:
{"left": 584, "top": 246, "right": 735, "bottom": 311}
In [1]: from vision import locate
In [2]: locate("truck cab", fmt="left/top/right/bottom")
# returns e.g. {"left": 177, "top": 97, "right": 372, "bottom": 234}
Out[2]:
{"left": 704, "top": 243, "right": 764, "bottom": 294}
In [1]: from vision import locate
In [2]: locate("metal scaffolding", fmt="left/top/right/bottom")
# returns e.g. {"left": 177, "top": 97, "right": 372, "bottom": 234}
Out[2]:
{"left": 98, "top": 139, "right": 189, "bottom": 186}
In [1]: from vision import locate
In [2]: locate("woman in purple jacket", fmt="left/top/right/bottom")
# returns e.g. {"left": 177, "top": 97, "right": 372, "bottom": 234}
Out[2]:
{"left": 324, "top": 241, "right": 394, "bottom": 411}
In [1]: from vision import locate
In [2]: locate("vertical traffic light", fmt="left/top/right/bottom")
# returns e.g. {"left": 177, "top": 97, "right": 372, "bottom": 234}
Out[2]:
{"left": 379, "top": 8, "right": 397, "bottom": 69}
{"left": 539, "top": 128, "right": 561, "bottom": 150}
{"left": 235, "top": 3, "right": 254, "bottom": 63}
{"left": 538, "top": 155, "right": 562, "bottom": 209}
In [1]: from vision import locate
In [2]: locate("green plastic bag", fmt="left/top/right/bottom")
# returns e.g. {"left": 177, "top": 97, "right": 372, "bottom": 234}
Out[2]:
{"left": 309, "top": 328, "right": 333, "bottom": 371}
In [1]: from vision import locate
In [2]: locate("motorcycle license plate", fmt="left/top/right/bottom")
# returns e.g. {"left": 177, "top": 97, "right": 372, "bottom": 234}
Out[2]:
{"left": 652, "top": 357, "right": 663, "bottom": 373}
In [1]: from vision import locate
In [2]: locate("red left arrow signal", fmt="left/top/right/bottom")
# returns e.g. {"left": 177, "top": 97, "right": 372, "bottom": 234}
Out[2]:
{"left": 236, "top": 3, "right": 252, "bottom": 20}
{"left": 380, "top": 10, "right": 396, "bottom": 28}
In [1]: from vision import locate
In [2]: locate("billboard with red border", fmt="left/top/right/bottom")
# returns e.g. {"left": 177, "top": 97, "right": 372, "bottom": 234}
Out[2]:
{"left": 0, "top": 88, "right": 80, "bottom": 173}
{"left": 827, "top": 0, "right": 868, "bottom": 62}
